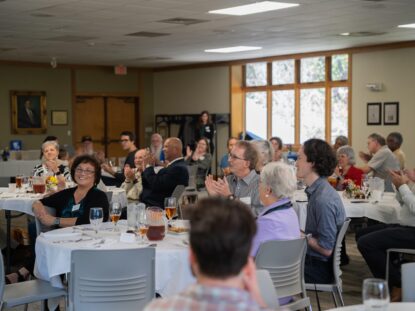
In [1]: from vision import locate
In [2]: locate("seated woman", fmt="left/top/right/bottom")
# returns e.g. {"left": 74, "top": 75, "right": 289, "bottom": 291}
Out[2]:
{"left": 121, "top": 149, "right": 147, "bottom": 201}
{"left": 33, "top": 140, "right": 72, "bottom": 190}
{"left": 250, "top": 161, "right": 301, "bottom": 305}
{"left": 269, "top": 136, "right": 284, "bottom": 162}
{"left": 334, "top": 145, "right": 364, "bottom": 188}
{"left": 185, "top": 138, "right": 212, "bottom": 190}
{"left": 33, "top": 155, "right": 109, "bottom": 227}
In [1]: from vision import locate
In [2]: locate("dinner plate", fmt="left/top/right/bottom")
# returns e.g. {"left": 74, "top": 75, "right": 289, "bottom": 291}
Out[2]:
{"left": 42, "top": 229, "right": 82, "bottom": 241}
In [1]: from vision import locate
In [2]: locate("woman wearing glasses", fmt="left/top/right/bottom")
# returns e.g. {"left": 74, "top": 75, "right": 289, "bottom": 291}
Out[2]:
{"left": 33, "top": 155, "right": 109, "bottom": 227}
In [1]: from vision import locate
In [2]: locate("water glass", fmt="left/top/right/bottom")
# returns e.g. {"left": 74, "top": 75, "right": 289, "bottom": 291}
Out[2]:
{"left": 362, "top": 278, "right": 389, "bottom": 311}
{"left": 89, "top": 207, "right": 104, "bottom": 234}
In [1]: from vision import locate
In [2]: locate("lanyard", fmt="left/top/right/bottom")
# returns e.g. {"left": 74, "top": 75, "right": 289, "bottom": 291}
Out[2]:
{"left": 262, "top": 201, "right": 292, "bottom": 216}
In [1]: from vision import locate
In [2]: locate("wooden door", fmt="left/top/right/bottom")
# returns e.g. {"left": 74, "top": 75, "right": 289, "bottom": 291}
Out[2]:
{"left": 73, "top": 96, "right": 138, "bottom": 158}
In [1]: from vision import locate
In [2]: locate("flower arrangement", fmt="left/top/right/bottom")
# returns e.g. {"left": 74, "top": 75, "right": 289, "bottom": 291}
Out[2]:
{"left": 342, "top": 179, "right": 365, "bottom": 199}
{"left": 46, "top": 176, "right": 58, "bottom": 192}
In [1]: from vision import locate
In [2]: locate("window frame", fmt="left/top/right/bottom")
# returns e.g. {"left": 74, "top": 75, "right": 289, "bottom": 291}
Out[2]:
{"left": 242, "top": 53, "right": 351, "bottom": 146}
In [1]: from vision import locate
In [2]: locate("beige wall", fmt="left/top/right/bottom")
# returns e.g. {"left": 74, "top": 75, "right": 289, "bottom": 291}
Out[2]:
{"left": 352, "top": 47, "right": 415, "bottom": 168}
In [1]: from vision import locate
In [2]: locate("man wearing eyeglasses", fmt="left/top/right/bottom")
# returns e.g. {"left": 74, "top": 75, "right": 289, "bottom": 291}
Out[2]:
{"left": 205, "top": 140, "right": 262, "bottom": 216}
{"left": 101, "top": 131, "right": 138, "bottom": 187}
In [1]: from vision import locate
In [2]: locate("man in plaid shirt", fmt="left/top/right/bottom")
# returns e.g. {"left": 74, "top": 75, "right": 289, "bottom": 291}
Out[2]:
{"left": 144, "top": 197, "right": 270, "bottom": 311}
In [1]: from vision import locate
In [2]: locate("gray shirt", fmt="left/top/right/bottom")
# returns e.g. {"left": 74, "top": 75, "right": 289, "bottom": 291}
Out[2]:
{"left": 305, "top": 177, "right": 346, "bottom": 261}
{"left": 226, "top": 170, "right": 263, "bottom": 216}
{"left": 368, "top": 145, "right": 399, "bottom": 192}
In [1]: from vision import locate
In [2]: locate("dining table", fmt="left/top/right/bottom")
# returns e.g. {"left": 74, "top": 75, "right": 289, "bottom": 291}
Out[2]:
{"left": 34, "top": 221, "right": 195, "bottom": 297}
{"left": 326, "top": 302, "right": 415, "bottom": 311}
{"left": 293, "top": 189, "right": 401, "bottom": 230}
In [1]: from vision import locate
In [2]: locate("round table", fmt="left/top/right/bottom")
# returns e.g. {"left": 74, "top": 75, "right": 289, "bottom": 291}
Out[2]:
{"left": 34, "top": 221, "right": 195, "bottom": 297}
{"left": 326, "top": 302, "right": 415, "bottom": 311}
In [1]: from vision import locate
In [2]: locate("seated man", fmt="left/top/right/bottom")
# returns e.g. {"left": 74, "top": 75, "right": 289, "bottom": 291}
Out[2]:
{"left": 296, "top": 139, "right": 346, "bottom": 284}
{"left": 120, "top": 148, "right": 147, "bottom": 201}
{"left": 140, "top": 137, "right": 189, "bottom": 207}
{"left": 358, "top": 133, "right": 400, "bottom": 192}
{"left": 357, "top": 168, "right": 415, "bottom": 301}
{"left": 144, "top": 197, "right": 269, "bottom": 311}
{"left": 205, "top": 140, "right": 262, "bottom": 216}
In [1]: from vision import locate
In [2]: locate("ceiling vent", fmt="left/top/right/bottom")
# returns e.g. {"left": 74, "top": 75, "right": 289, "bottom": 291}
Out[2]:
{"left": 45, "top": 35, "right": 97, "bottom": 42}
{"left": 31, "top": 13, "right": 54, "bottom": 18}
{"left": 126, "top": 31, "right": 170, "bottom": 38}
{"left": 158, "top": 17, "right": 208, "bottom": 26}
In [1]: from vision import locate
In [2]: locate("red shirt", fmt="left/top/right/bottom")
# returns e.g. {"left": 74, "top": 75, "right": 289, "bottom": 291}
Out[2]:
{"left": 343, "top": 165, "right": 364, "bottom": 186}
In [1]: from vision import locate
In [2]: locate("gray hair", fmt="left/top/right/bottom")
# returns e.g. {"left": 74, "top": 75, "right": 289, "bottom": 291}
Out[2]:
{"left": 335, "top": 135, "right": 349, "bottom": 147}
{"left": 41, "top": 140, "right": 59, "bottom": 152}
{"left": 260, "top": 162, "right": 297, "bottom": 199}
{"left": 251, "top": 140, "right": 273, "bottom": 167}
{"left": 337, "top": 145, "right": 356, "bottom": 165}
{"left": 368, "top": 133, "right": 386, "bottom": 146}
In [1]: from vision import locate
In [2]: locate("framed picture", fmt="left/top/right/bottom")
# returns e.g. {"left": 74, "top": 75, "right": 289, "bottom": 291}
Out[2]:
{"left": 383, "top": 102, "right": 399, "bottom": 125}
{"left": 11, "top": 91, "right": 47, "bottom": 134}
{"left": 367, "top": 102, "right": 381, "bottom": 125}
{"left": 51, "top": 110, "right": 68, "bottom": 125}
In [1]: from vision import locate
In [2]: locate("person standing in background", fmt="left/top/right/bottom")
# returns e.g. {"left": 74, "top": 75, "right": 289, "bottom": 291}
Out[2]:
{"left": 195, "top": 110, "right": 215, "bottom": 155}
{"left": 387, "top": 132, "right": 406, "bottom": 170}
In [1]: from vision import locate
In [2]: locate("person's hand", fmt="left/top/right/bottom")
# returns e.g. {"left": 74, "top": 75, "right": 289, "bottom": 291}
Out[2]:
{"left": 101, "top": 163, "right": 114, "bottom": 175}
{"left": 334, "top": 166, "right": 341, "bottom": 177}
{"left": 124, "top": 164, "right": 135, "bottom": 180}
{"left": 359, "top": 151, "right": 372, "bottom": 163}
{"left": 242, "top": 257, "right": 267, "bottom": 308}
{"left": 390, "top": 169, "right": 409, "bottom": 189}
{"left": 185, "top": 146, "right": 192, "bottom": 160}
{"left": 204, "top": 175, "right": 218, "bottom": 195}
{"left": 404, "top": 168, "right": 415, "bottom": 183}
{"left": 33, "top": 201, "right": 46, "bottom": 218}
{"left": 45, "top": 160, "right": 59, "bottom": 173}
{"left": 214, "top": 177, "right": 233, "bottom": 197}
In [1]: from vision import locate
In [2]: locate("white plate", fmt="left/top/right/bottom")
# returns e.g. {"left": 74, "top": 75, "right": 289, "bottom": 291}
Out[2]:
{"left": 42, "top": 229, "right": 82, "bottom": 241}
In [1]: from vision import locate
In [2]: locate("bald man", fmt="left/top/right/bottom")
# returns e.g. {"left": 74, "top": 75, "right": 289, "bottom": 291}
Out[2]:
{"left": 140, "top": 137, "right": 189, "bottom": 207}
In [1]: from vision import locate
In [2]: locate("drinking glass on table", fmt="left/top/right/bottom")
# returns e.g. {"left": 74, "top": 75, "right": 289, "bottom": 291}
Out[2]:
{"left": 164, "top": 197, "right": 177, "bottom": 225}
{"left": 362, "top": 278, "right": 389, "bottom": 311}
{"left": 89, "top": 207, "right": 104, "bottom": 234}
{"left": 137, "top": 208, "right": 149, "bottom": 243}
{"left": 15, "top": 175, "right": 23, "bottom": 190}
{"left": 110, "top": 203, "right": 122, "bottom": 231}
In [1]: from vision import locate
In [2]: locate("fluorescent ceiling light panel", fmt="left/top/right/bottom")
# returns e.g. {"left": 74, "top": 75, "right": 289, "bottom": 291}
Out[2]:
{"left": 209, "top": 1, "right": 299, "bottom": 16}
{"left": 398, "top": 23, "right": 415, "bottom": 28}
{"left": 205, "top": 46, "right": 262, "bottom": 53}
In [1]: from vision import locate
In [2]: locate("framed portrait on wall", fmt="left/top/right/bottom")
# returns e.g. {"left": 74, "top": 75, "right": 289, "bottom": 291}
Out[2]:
{"left": 367, "top": 102, "right": 381, "bottom": 125}
{"left": 11, "top": 91, "right": 47, "bottom": 134}
{"left": 383, "top": 102, "right": 399, "bottom": 125}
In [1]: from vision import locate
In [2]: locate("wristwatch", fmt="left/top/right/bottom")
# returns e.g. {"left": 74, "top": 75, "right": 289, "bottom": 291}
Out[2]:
{"left": 228, "top": 195, "right": 235, "bottom": 200}
{"left": 53, "top": 217, "right": 61, "bottom": 228}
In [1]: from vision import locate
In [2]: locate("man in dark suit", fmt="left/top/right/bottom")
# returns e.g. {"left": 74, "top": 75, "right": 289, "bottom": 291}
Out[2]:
{"left": 140, "top": 137, "right": 189, "bottom": 207}
{"left": 18, "top": 99, "right": 40, "bottom": 128}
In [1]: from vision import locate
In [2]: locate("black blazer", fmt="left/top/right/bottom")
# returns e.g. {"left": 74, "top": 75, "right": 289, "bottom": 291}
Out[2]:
{"left": 140, "top": 158, "right": 189, "bottom": 207}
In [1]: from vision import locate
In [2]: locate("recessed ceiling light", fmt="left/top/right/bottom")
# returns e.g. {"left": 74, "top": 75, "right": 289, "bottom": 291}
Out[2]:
{"left": 209, "top": 1, "right": 299, "bottom": 16}
{"left": 339, "top": 32, "right": 350, "bottom": 36}
{"left": 398, "top": 23, "right": 415, "bottom": 28}
{"left": 205, "top": 46, "right": 262, "bottom": 53}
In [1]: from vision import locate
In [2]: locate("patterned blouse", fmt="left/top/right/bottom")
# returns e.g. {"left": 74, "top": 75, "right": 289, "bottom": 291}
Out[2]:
{"left": 32, "top": 163, "right": 72, "bottom": 182}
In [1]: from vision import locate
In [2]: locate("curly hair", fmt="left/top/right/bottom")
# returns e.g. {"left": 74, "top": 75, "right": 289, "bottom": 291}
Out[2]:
{"left": 303, "top": 138, "right": 337, "bottom": 177}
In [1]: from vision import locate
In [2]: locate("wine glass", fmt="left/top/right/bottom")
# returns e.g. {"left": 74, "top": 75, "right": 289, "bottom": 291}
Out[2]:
{"left": 164, "top": 197, "right": 177, "bottom": 225}
{"left": 362, "top": 278, "right": 389, "bottom": 311}
{"left": 137, "top": 208, "right": 149, "bottom": 243}
{"left": 89, "top": 207, "right": 103, "bottom": 234}
{"left": 110, "top": 203, "right": 122, "bottom": 231}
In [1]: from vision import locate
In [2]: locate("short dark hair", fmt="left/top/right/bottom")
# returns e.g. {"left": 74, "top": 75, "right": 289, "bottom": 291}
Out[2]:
{"left": 387, "top": 132, "right": 403, "bottom": 146}
{"left": 368, "top": 133, "right": 386, "bottom": 146}
{"left": 71, "top": 155, "right": 101, "bottom": 186}
{"left": 269, "top": 136, "right": 283, "bottom": 150}
{"left": 303, "top": 138, "right": 337, "bottom": 177}
{"left": 236, "top": 140, "right": 258, "bottom": 170}
{"left": 43, "top": 136, "right": 58, "bottom": 143}
{"left": 120, "top": 131, "right": 135, "bottom": 142}
{"left": 190, "top": 197, "right": 256, "bottom": 278}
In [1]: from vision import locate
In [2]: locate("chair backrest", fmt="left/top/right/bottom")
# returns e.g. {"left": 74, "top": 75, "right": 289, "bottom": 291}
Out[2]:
{"left": 171, "top": 185, "right": 186, "bottom": 218}
{"left": 256, "top": 269, "right": 279, "bottom": 309}
{"left": 35, "top": 206, "right": 56, "bottom": 236}
{"left": 255, "top": 238, "right": 307, "bottom": 298}
{"left": 69, "top": 248, "right": 155, "bottom": 311}
{"left": 332, "top": 218, "right": 351, "bottom": 286}
{"left": 402, "top": 262, "right": 415, "bottom": 302}
{"left": 186, "top": 165, "right": 198, "bottom": 189}
{"left": 0, "top": 249, "right": 5, "bottom": 304}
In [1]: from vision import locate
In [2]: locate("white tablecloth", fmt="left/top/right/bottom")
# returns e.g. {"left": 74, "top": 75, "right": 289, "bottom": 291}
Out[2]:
{"left": 326, "top": 302, "right": 415, "bottom": 311}
{"left": 293, "top": 190, "right": 401, "bottom": 230}
{"left": 0, "top": 187, "right": 40, "bottom": 215}
{"left": 34, "top": 222, "right": 195, "bottom": 297}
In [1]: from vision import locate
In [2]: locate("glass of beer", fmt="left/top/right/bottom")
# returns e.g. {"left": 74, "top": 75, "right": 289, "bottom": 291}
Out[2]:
{"left": 164, "top": 197, "right": 177, "bottom": 225}
{"left": 32, "top": 176, "right": 46, "bottom": 194}
{"left": 137, "top": 208, "right": 149, "bottom": 243}
{"left": 110, "top": 203, "right": 122, "bottom": 231}
{"left": 15, "top": 175, "right": 23, "bottom": 190}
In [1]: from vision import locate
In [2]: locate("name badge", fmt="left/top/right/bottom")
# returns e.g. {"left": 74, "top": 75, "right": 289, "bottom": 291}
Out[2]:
{"left": 72, "top": 204, "right": 80, "bottom": 212}
{"left": 240, "top": 197, "right": 251, "bottom": 206}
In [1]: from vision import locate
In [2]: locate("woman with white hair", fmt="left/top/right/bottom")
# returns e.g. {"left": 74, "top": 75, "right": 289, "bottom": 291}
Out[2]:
{"left": 335, "top": 145, "right": 364, "bottom": 188}
{"left": 32, "top": 140, "right": 72, "bottom": 190}
{"left": 251, "top": 140, "right": 273, "bottom": 172}
{"left": 250, "top": 161, "right": 300, "bottom": 305}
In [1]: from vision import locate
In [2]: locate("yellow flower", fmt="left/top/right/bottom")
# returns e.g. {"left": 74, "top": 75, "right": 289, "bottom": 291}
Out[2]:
{"left": 46, "top": 176, "right": 58, "bottom": 185}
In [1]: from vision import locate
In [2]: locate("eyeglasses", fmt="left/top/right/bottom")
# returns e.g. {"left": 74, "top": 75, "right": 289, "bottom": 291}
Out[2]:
{"left": 229, "top": 153, "right": 246, "bottom": 161}
{"left": 75, "top": 168, "right": 95, "bottom": 175}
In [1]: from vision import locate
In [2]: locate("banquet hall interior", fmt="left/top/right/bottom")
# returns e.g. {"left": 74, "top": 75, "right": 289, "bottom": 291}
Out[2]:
{"left": 1, "top": 0, "right": 415, "bottom": 310}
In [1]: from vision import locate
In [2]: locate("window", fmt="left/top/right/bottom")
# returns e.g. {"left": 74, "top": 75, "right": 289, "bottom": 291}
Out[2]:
{"left": 243, "top": 53, "right": 350, "bottom": 145}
